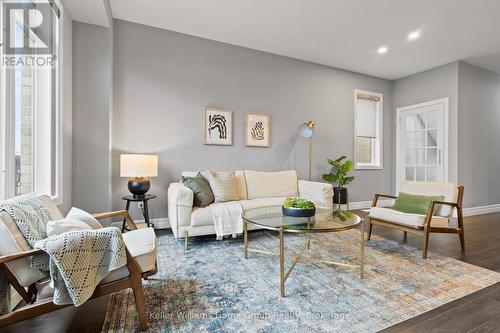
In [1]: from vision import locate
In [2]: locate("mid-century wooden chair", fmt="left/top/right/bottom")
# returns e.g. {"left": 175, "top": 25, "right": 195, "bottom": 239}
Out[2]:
{"left": 367, "top": 181, "right": 464, "bottom": 259}
{"left": 0, "top": 195, "right": 157, "bottom": 331}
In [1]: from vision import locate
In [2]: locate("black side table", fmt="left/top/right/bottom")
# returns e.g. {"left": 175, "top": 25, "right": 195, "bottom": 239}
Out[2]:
{"left": 121, "top": 194, "right": 156, "bottom": 232}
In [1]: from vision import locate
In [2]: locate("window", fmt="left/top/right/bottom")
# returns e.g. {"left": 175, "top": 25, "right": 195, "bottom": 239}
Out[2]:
{"left": 0, "top": 1, "right": 61, "bottom": 200}
{"left": 354, "top": 89, "right": 383, "bottom": 169}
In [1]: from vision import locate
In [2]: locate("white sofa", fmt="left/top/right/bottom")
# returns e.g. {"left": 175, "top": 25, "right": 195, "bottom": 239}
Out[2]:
{"left": 167, "top": 170, "right": 333, "bottom": 242}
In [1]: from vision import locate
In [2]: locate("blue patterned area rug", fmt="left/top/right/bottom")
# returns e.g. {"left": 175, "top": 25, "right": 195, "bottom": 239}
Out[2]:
{"left": 101, "top": 229, "right": 500, "bottom": 333}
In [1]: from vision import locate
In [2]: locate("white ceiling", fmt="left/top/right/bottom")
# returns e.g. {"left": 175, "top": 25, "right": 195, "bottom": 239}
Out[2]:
{"left": 61, "top": 0, "right": 111, "bottom": 27}
{"left": 77, "top": 0, "right": 500, "bottom": 80}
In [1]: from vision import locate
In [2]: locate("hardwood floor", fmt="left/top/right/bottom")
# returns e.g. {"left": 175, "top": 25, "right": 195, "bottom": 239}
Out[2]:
{"left": 1, "top": 212, "right": 500, "bottom": 333}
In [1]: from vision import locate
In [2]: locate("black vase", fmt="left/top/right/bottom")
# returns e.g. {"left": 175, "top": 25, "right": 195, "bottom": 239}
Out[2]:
{"left": 333, "top": 187, "right": 348, "bottom": 205}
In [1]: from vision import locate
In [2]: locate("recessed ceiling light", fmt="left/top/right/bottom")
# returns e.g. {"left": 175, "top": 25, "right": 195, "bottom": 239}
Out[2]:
{"left": 408, "top": 30, "right": 421, "bottom": 41}
{"left": 377, "top": 46, "right": 388, "bottom": 54}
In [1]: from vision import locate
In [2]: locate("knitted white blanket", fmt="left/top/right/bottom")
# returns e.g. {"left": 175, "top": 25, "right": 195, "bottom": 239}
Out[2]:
{"left": 211, "top": 201, "right": 243, "bottom": 240}
{"left": 34, "top": 227, "right": 127, "bottom": 306}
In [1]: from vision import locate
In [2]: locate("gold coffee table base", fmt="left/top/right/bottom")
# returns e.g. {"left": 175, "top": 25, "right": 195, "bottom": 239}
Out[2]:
{"left": 243, "top": 220, "right": 365, "bottom": 298}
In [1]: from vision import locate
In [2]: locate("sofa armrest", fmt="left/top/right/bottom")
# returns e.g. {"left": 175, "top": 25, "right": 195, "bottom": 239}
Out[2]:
{"left": 167, "top": 182, "right": 194, "bottom": 237}
{"left": 298, "top": 180, "right": 333, "bottom": 208}
{"left": 168, "top": 182, "right": 194, "bottom": 207}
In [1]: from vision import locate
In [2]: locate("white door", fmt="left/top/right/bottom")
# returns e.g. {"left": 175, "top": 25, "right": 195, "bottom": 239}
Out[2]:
{"left": 396, "top": 98, "right": 449, "bottom": 189}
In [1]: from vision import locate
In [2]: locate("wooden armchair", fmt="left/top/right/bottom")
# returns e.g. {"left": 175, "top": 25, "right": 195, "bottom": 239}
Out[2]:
{"left": 367, "top": 181, "right": 465, "bottom": 259}
{"left": 0, "top": 195, "right": 157, "bottom": 331}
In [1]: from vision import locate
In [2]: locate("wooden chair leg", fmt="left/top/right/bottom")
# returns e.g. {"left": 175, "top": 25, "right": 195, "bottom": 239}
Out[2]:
{"left": 131, "top": 278, "right": 148, "bottom": 331}
{"left": 367, "top": 220, "right": 373, "bottom": 241}
{"left": 422, "top": 228, "right": 430, "bottom": 259}
{"left": 457, "top": 208, "right": 465, "bottom": 250}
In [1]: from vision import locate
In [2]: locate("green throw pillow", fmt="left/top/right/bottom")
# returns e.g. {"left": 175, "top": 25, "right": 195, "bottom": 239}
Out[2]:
{"left": 182, "top": 173, "right": 215, "bottom": 207}
{"left": 392, "top": 192, "right": 445, "bottom": 215}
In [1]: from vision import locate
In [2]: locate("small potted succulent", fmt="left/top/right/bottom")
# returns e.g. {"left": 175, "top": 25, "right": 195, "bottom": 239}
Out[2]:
{"left": 322, "top": 156, "right": 355, "bottom": 205}
{"left": 282, "top": 197, "right": 316, "bottom": 217}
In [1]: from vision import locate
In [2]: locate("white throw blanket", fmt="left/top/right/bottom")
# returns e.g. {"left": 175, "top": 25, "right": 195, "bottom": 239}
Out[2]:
{"left": 211, "top": 201, "right": 243, "bottom": 240}
{"left": 34, "top": 227, "right": 127, "bottom": 306}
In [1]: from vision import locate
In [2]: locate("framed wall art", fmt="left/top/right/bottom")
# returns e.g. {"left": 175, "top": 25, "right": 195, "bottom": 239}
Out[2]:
{"left": 203, "top": 107, "right": 233, "bottom": 145}
{"left": 245, "top": 113, "right": 271, "bottom": 147}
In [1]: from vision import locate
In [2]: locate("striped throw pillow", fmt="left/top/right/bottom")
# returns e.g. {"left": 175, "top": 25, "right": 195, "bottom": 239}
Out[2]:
{"left": 208, "top": 171, "right": 239, "bottom": 203}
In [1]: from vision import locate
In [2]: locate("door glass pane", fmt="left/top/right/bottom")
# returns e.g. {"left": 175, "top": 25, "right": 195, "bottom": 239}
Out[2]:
{"left": 405, "top": 167, "right": 415, "bottom": 181}
{"left": 405, "top": 115, "right": 415, "bottom": 131}
{"left": 14, "top": 66, "right": 34, "bottom": 196}
{"left": 415, "top": 114, "right": 425, "bottom": 130}
{"left": 416, "top": 166, "right": 425, "bottom": 181}
{"left": 416, "top": 148, "right": 425, "bottom": 166}
{"left": 405, "top": 132, "right": 415, "bottom": 148}
{"left": 427, "top": 148, "right": 438, "bottom": 165}
{"left": 415, "top": 131, "right": 425, "bottom": 147}
{"left": 427, "top": 167, "right": 437, "bottom": 181}
{"left": 426, "top": 129, "right": 437, "bottom": 147}
{"left": 406, "top": 149, "right": 416, "bottom": 165}
{"left": 426, "top": 111, "right": 437, "bottom": 129}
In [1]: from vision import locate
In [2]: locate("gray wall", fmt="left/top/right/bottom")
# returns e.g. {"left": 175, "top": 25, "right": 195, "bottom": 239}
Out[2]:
{"left": 72, "top": 22, "right": 112, "bottom": 213}
{"left": 393, "top": 62, "right": 459, "bottom": 189}
{"left": 111, "top": 20, "right": 393, "bottom": 219}
{"left": 458, "top": 62, "right": 500, "bottom": 207}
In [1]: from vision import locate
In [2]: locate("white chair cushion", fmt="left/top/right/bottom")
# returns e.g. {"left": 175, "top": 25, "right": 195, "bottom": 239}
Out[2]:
{"left": 66, "top": 207, "right": 102, "bottom": 229}
{"left": 46, "top": 218, "right": 93, "bottom": 237}
{"left": 122, "top": 227, "right": 157, "bottom": 273}
{"left": 244, "top": 170, "right": 298, "bottom": 199}
{"left": 399, "top": 181, "right": 458, "bottom": 217}
{"left": 0, "top": 212, "right": 46, "bottom": 287}
{"left": 369, "top": 207, "right": 448, "bottom": 229}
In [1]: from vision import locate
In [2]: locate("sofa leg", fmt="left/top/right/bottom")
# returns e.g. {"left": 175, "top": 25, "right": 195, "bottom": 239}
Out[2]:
{"left": 403, "top": 231, "right": 407, "bottom": 240}
{"left": 184, "top": 231, "right": 189, "bottom": 251}
{"left": 367, "top": 221, "right": 373, "bottom": 241}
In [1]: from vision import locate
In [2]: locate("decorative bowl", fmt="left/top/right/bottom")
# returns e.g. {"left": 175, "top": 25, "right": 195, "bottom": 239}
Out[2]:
{"left": 282, "top": 206, "right": 316, "bottom": 217}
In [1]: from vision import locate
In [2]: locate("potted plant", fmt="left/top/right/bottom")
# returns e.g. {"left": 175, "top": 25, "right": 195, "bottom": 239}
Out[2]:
{"left": 322, "top": 156, "right": 355, "bottom": 205}
{"left": 282, "top": 197, "right": 316, "bottom": 217}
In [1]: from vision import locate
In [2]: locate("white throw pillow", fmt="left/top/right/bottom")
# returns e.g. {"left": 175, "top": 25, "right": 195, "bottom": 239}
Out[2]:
{"left": 67, "top": 207, "right": 102, "bottom": 229}
{"left": 46, "top": 218, "right": 93, "bottom": 237}
{"left": 208, "top": 171, "right": 239, "bottom": 203}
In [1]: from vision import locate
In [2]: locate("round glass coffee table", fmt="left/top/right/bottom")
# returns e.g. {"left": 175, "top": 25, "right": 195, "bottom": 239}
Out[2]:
{"left": 242, "top": 206, "right": 365, "bottom": 297}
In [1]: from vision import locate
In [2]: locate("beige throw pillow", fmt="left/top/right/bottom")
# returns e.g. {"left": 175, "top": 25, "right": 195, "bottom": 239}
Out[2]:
{"left": 208, "top": 171, "right": 239, "bottom": 203}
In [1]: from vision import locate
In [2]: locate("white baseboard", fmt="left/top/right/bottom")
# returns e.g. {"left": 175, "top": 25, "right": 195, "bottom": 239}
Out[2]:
{"left": 462, "top": 204, "right": 500, "bottom": 217}
{"left": 348, "top": 199, "right": 394, "bottom": 210}
{"left": 110, "top": 217, "right": 170, "bottom": 229}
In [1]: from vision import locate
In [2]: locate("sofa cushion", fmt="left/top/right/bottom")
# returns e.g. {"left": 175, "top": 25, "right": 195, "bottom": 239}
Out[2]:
{"left": 208, "top": 171, "right": 239, "bottom": 203}
{"left": 182, "top": 173, "right": 215, "bottom": 207}
{"left": 369, "top": 207, "right": 448, "bottom": 229}
{"left": 399, "top": 181, "right": 458, "bottom": 217}
{"left": 182, "top": 171, "right": 247, "bottom": 200}
{"left": 244, "top": 170, "right": 298, "bottom": 199}
{"left": 190, "top": 206, "right": 214, "bottom": 227}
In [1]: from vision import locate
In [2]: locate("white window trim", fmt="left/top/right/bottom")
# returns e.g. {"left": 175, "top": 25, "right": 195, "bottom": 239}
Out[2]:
{"left": 0, "top": 1, "right": 64, "bottom": 203}
{"left": 354, "top": 89, "right": 383, "bottom": 170}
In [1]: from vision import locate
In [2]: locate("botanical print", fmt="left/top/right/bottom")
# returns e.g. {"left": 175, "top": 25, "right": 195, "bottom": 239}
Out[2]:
{"left": 204, "top": 108, "right": 232, "bottom": 145}
{"left": 245, "top": 113, "right": 271, "bottom": 147}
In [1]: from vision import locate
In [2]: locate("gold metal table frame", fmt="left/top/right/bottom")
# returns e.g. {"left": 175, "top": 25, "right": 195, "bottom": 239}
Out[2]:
{"left": 243, "top": 217, "right": 365, "bottom": 298}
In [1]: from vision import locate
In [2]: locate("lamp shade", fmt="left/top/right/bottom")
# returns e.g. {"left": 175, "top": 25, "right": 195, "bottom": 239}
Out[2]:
{"left": 120, "top": 154, "right": 158, "bottom": 177}
{"left": 298, "top": 121, "right": 315, "bottom": 138}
